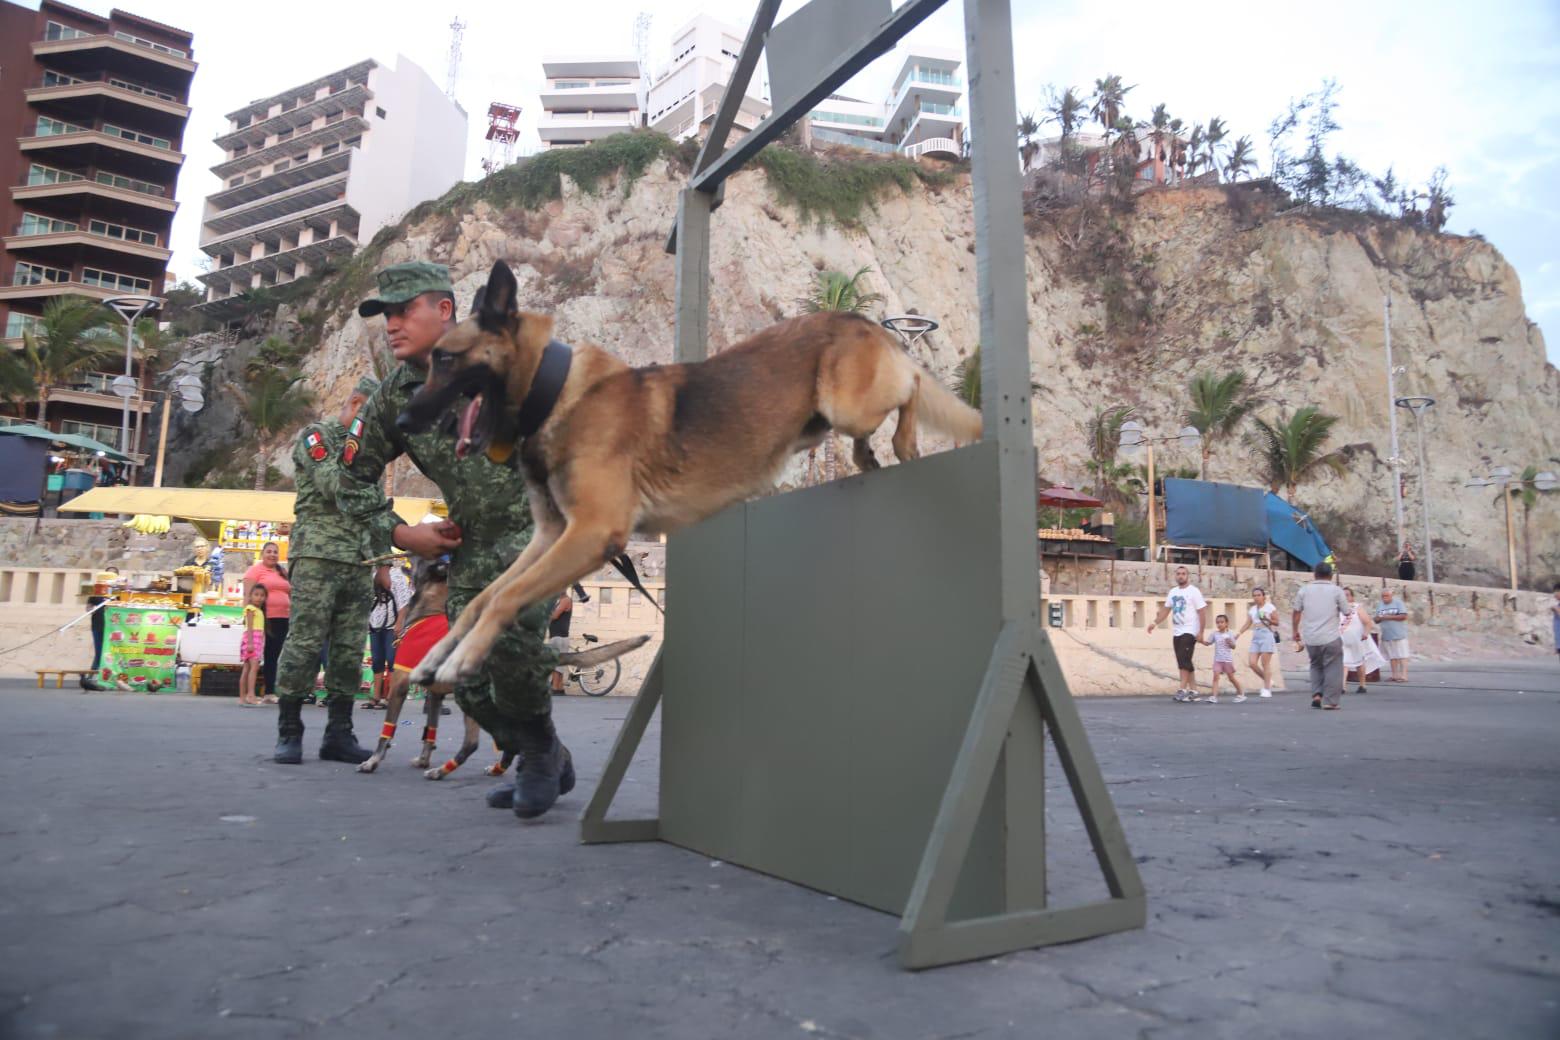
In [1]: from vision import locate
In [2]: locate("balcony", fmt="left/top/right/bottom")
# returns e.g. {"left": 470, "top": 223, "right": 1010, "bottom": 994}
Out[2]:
{"left": 206, "top": 150, "right": 352, "bottom": 213}
{"left": 540, "top": 83, "right": 640, "bottom": 113}
{"left": 902, "top": 136, "right": 961, "bottom": 161}
{"left": 225, "top": 60, "right": 375, "bottom": 133}
{"left": 0, "top": 278, "right": 122, "bottom": 304}
{"left": 202, "top": 172, "right": 349, "bottom": 241}
{"left": 2, "top": 227, "right": 171, "bottom": 265}
{"left": 32, "top": 33, "right": 196, "bottom": 90}
{"left": 25, "top": 79, "right": 190, "bottom": 127}
{"left": 886, "top": 76, "right": 963, "bottom": 133}
{"left": 541, "top": 58, "right": 641, "bottom": 81}
{"left": 47, "top": 381, "right": 155, "bottom": 414}
{"left": 12, "top": 174, "right": 176, "bottom": 218}
{"left": 538, "top": 111, "right": 640, "bottom": 144}
{"left": 216, "top": 83, "right": 371, "bottom": 152}
{"left": 196, "top": 233, "right": 358, "bottom": 298}
{"left": 210, "top": 115, "right": 368, "bottom": 180}
{"left": 19, "top": 127, "right": 185, "bottom": 180}
{"left": 200, "top": 199, "right": 356, "bottom": 260}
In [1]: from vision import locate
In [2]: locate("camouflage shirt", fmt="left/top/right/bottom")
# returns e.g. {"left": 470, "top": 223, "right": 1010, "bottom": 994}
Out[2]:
{"left": 287, "top": 418, "right": 372, "bottom": 564}
{"left": 334, "top": 362, "right": 536, "bottom": 590}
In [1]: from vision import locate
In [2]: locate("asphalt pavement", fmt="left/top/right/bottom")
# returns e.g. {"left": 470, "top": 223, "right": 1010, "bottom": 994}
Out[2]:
{"left": 1, "top": 661, "right": 1557, "bottom": 1039}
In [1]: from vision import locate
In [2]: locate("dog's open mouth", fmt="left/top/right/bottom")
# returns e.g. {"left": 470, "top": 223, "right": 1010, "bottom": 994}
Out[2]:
{"left": 455, "top": 393, "right": 486, "bottom": 459}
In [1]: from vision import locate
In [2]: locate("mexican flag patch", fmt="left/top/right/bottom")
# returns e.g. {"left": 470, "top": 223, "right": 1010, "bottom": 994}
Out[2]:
{"left": 305, "top": 430, "right": 326, "bottom": 462}
{"left": 343, "top": 415, "right": 364, "bottom": 466}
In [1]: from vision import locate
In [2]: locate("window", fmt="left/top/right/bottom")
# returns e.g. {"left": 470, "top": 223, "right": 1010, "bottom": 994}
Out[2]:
{"left": 95, "top": 171, "right": 165, "bottom": 196}
{"left": 20, "top": 213, "right": 78, "bottom": 235}
{"left": 292, "top": 153, "right": 309, "bottom": 165}
{"left": 5, "top": 313, "right": 43, "bottom": 339}
{"left": 272, "top": 160, "right": 291, "bottom": 173}
{"left": 813, "top": 110, "right": 884, "bottom": 128}
{"left": 553, "top": 80, "right": 590, "bottom": 89}
{"left": 26, "top": 164, "right": 85, "bottom": 185}
{"left": 321, "top": 142, "right": 340, "bottom": 156}
{"left": 102, "top": 124, "right": 172, "bottom": 149}
{"left": 108, "top": 77, "right": 178, "bottom": 102}
{"left": 276, "top": 127, "right": 293, "bottom": 143}
{"left": 41, "top": 69, "right": 83, "bottom": 87}
{"left": 34, "top": 115, "right": 89, "bottom": 137}
{"left": 88, "top": 219, "right": 159, "bottom": 245}
{"left": 43, "top": 21, "right": 91, "bottom": 41}
{"left": 81, "top": 268, "right": 151, "bottom": 293}
{"left": 598, "top": 587, "right": 614, "bottom": 605}
{"left": 374, "top": 106, "right": 386, "bottom": 119}
{"left": 343, "top": 136, "right": 362, "bottom": 150}
{"left": 61, "top": 420, "right": 121, "bottom": 443}
{"left": 113, "top": 31, "right": 187, "bottom": 58}
{"left": 13, "top": 262, "right": 70, "bottom": 286}
{"left": 228, "top": 176, "right": 244, "bottom": 187}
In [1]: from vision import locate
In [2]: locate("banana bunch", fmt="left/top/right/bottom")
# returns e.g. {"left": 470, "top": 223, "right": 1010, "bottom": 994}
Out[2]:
{"left": 124, "top": 514, "right": 172, "bottom": 535}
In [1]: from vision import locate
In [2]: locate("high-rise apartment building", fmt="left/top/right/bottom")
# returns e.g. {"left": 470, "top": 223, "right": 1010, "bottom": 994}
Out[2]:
{"left": 197, "top": 56, "right": 466, "bottom": 313}
{"left": 0, "top": 0, "right": 194, "bottom": 450}
{"left": 645, "top": 15, "right": 769, "bottom": 142}
{"left": 537, "top": 58, "right": 644, "bottom": 149}
{"left": 809, "top": 48, "right": 964, "bottom": 161}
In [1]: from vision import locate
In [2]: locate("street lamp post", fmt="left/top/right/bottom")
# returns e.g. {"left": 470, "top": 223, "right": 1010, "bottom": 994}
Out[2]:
{"left": 1465, "top": 466, "right": 1559, "bottom": 590}
{"left": 1118, "top": 420, "right": 1202, "bottom": 564}
{"left": 151, "top": 374, "right": 206, "bottom": 488}
{"left": 101, "top": 295, "right": 162, "bottom": 459}
{"left": 1383, "top": 295, "right": 1406, "bottom": 551}
{"left": 1394, "top": 395, "right": 1436, "bottom": 584}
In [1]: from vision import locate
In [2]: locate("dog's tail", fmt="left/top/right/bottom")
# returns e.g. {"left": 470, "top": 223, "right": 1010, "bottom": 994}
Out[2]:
{"left": 899, "top": 352, "right": 983, "bottom": 446}
{"left": 556, "top": 635, "right": 651, "bottom": 667}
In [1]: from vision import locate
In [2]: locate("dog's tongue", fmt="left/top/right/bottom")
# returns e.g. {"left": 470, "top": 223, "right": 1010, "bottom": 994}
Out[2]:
{"left": 455, "top": 394, "right": 483, "bottom": 459}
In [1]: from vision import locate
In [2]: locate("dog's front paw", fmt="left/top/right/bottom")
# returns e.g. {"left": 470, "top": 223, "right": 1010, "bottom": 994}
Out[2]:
{"left": 411, "top": 634, "right": 458, "bottom": 686}
{"left": 358, "top": 756, "right": 382, "bottom": 774}
{"left": 423, "top": 766, "right": 446, "bottom": 781}
{"left": 410, "top": 753, "right": 430, "bottom": 768}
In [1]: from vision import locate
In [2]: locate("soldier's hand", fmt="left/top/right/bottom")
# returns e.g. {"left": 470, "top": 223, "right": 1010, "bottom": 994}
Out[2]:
{"left": 394, "top": 521, "right": 462, "bottom": 559}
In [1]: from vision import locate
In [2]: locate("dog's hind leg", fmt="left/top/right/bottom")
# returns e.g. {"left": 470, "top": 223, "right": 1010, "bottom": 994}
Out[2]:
{"left": 410, "top": 691, "right": 440, "bottom": 769}
{"left": 851, "top": 437, "right": 881, "bottom": 472}
{"left": 425, "top": 711, "right": 483, "bottom": 781}
{"left": 358, "top": 671, "right": 411, "bottom": 774}
{"left": 412, "top": 508, "right": 564, "bottom": 687}
{"left": 890, "top": 375, "right": 921, "bottom": 463}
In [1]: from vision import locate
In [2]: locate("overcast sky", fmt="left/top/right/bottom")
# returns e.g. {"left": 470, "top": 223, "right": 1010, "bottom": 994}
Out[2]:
{"left": 61, "top": 0, "right": 1556, "bottom": 362}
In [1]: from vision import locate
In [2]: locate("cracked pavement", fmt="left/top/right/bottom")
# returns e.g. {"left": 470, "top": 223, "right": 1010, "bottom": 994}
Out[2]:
{"left": 1, "top": 661, "right": 1557, "bottom": 1038}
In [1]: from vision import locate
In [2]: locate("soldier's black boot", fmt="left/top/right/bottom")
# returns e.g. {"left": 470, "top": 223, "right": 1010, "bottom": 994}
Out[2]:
{"left": 318, "top": 696, "right": 372, "bottom": 764}
{"left": 273, "top": 697, "right": 304, "bottom": 764}
{"left": 512, "top": 715, "right": 574, "bottom": 820}
{"left": 482, "top": 751, "right": 572, "bottom": 810}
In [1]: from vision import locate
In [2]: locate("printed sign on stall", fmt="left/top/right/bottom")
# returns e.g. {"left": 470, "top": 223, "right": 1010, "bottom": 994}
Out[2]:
{"left": 101, "top": 605, "right": 187, "bottom": 692}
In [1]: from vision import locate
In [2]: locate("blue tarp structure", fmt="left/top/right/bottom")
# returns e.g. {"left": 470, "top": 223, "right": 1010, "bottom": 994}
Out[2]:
{"left": 1264, "top": 493, "right": 1332, "bottom": 568}
{"left": 1161, "top": 478, "right": 1332, "bottom": 567}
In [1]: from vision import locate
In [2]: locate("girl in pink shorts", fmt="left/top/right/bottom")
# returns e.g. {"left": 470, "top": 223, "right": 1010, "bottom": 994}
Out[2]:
{"left": 1201, "top": 614, "right": 1245, "bottom": 704}
{"left": 239, "top": 584, "right": 267, "bottom": 706}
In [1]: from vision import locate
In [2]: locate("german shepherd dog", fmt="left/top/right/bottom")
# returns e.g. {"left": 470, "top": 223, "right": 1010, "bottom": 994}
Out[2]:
{"left": 357, "top": 554, "right": 649, "bottom": 776}
{"left": 398, "top": 259, "right": 981, "bottom": 689}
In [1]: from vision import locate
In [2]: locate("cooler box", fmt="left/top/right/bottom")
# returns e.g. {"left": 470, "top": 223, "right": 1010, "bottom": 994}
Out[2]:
{"left": 178, "top": 623, "right": 243, "bottom": 665}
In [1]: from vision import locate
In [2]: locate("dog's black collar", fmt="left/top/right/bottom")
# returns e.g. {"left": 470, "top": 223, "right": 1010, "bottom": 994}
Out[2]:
{"left": 514, "top": 340, "right": 572, "bottom": 438}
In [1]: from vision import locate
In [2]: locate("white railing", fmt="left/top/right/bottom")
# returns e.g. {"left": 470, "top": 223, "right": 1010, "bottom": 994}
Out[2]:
{"left": 902, "top": 137, "right": 961, "bottom": 161}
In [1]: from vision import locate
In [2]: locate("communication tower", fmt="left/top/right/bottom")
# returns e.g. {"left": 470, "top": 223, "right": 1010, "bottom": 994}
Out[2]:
{"left": 445, "top": 17, "right": 466, "bottom": 98}
{"left": 482, "top": 102, "right": 522, "bottom": 175}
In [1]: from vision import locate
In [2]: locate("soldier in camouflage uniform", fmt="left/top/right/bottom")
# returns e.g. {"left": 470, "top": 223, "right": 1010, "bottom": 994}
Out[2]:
{"left": 272, "top": 376, "right": 381, "bottom": 765}
{"left": 334, "top": 262, "right": 571, "bottom": 819}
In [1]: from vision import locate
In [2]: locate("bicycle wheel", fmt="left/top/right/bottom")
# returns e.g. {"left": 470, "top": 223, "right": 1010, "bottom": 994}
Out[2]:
{"left": 576, "top": 657, "right": 620, "bottom": 697}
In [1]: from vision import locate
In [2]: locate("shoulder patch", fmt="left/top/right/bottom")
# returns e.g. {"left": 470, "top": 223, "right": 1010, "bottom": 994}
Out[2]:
{"left": 342, "top": 415, "right": 365, "bottom": 467}
{"left": 305, "top": 430, "right": 327, "bottom": 462}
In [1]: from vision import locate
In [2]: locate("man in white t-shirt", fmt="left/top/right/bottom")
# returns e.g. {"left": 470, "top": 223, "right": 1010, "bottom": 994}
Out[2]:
{"left": 1147, "top": 564, "right": 1210, "bottom": 702}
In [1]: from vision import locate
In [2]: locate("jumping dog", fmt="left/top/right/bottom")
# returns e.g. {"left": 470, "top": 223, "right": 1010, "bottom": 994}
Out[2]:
{"left": 399, "top": 259, "right": 982, "bottom": 689}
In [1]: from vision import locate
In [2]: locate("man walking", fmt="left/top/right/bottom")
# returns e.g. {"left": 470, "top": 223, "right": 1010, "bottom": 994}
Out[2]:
{"left": 1148, "top": 564, "right": 1209, "bottom": 702}
{"left": 1292, "top": 561, "right": 1351, "bottom": 710}
{"left": 272, "top": 376, "right": 380, "bottom": 764}
{"left": 334, "top": 262, "right": 569, "bottom": 820}
{"left": 1374, "top": 587, "right": 1411, "bottom": 682}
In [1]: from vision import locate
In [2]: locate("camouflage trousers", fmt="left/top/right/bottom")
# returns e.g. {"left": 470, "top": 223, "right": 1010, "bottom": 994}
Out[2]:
{"left": 445, "top": 585, "right": 557, "bottom": 752}
{"left": 273, "top": 557, "right": 372, "bottom": 705}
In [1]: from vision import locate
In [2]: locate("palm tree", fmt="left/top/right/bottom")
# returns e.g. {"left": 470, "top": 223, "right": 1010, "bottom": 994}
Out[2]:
{"left": 1203, "top": 117, "right": 1228, "bottom": 180}
{"left": 130, "top": 317, "right": 178, "bottom": 457}
{"left": 954, "top": 347, "right": 981, "bottom": 409}
{"left": 1185, "top": 123, "right": 1205, "bottom": 177}
{"left": 1090, "top": 75, "right": 1133, "bottom": 137}
{"left": 0, "top": 346, "right": 36, "bottom": 411}
{"left": 1184, "top": 369, "right": 1255, "bottom": 479}
{"left": 1511, "top": 464, "right": 1556, "bottom": 584}
{"left": 1017, "top": 111, "right": 1041, "bottom": 170}
{"left": 1085, "top": 403, "right": 1138, "bottom": 506}
{"left": 231, "top": 366, "right": 312, "bottom": 490}
{"left": 1249, "top": 406, "right": 1347, "bottom": 501}
{"left": 1144, "top": 103, "right": 1175, "bottom": 173}
{"left": 19, "top": 295, "right": 116, "bottom": 427}
{"left": 1223, "top": 136, "right": 1257, "bottom": 182}
{"left": 1045, "top": 85, "right": 1087, "bottom": 142}
{"left": 803, "top": 266, "right": 885, "bottom": 315}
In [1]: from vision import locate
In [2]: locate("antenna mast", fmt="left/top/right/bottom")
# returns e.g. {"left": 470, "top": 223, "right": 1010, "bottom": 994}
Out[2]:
{"left": 445, "top": 17, "right": 466, "bottom": 98}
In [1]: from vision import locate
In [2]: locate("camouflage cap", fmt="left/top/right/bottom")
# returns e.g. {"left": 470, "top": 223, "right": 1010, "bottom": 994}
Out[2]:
{"left": 357, "top": 261, "right": 454, "bottom": 317}
{"left": 353, "top": 375, "right": 380, "bottom": 398}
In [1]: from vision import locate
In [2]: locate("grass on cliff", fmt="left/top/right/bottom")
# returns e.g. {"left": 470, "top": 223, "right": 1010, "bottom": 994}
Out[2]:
{"left": 755, "top": 145, "right": 960, "bottom": 227}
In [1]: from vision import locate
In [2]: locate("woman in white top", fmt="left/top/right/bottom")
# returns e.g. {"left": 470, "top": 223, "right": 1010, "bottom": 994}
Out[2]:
{"left": 1339, "top": 588, "right": 1388, "bottom": 696}
{"left": 1236, "top": 586, "right": 1280, "bottom": 698}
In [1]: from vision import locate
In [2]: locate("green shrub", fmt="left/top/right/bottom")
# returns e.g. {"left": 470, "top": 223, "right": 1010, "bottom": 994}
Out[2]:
{"left": 755, "top": 145, "right": 959, "bottom": 227}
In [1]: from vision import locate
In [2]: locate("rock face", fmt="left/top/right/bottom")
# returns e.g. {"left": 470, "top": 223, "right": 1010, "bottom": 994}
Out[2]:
{"left": 249, "top": 157, "right": 1555, "bottom": 588}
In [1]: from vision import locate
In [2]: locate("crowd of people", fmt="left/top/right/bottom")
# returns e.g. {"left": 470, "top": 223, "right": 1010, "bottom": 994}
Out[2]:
{"left": 1148, "top": 562, "right": 1415, "bottom": 709}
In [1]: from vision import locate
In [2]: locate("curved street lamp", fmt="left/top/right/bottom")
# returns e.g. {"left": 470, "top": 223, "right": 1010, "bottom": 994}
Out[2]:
{"left": 101, "top": 294, "right": 163, "bottom": 460}
{"left": 1394, "top": 395, "right": 1436, "bottom": 583}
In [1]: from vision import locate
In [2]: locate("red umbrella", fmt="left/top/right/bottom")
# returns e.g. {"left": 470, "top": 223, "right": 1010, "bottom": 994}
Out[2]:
{"left": 1037, "top": 485, "right": 1103, "bottom": 509}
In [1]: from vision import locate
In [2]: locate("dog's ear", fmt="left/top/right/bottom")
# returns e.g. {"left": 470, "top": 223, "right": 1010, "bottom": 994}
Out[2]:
{"left": 478, "top": 260, "right": 518, "bottom": 333}
{"left": 469, "top": 285, "right": 486, "bottom": 318}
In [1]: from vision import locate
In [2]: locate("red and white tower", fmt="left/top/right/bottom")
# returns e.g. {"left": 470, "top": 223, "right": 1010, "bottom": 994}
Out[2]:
{"left": 483, "top": 102, "right": 522, "bottom": 175}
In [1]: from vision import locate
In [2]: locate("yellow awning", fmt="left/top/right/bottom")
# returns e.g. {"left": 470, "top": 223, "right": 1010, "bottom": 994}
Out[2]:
{"left": 60, "top": 487, "right": 442, "bottom": 526}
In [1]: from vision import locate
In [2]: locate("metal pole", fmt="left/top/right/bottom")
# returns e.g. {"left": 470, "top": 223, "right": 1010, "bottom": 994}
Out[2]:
{"left": 1412, "top": 409, "right": 1434, "bottom": 583}
{"left": 1503, "top": 484, "right": 1517, "bottom": 591}
{"left": 120, "top": 317, "right": 134, "bottom": 453}
{"left": 1384, "top": 295, "right": 1404, "bottom": 551}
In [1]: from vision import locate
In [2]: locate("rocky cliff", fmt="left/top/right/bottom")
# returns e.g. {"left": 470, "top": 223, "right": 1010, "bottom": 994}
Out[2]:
{"left": 171, "top": 144, "right": 1558, "bottom": 588}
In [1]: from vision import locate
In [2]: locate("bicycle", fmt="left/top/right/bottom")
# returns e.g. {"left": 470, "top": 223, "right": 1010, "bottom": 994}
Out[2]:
{"left": 565, "top": 632, "right": 620, "bottom": 697}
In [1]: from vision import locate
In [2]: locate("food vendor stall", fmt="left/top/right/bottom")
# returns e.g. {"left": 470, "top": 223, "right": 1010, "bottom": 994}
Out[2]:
{"left": 59, "top": 487, "right": 440, "bottom": 693}
{"left": 1036, "top": 485, "right": 1113, "bottom": 559}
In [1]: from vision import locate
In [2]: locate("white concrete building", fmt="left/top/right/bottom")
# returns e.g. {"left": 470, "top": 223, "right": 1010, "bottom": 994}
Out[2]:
{"left": 196, "top": 55, "right": 466, "bottom": 311}
{"left": 537, "top": 57, "right": 643, "bottom": 149}
{"left": 645, "top": 14, "right": 769, "bottom": 142}
{"left": 809, "top": 47, "right": 964, "bottom": 161}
